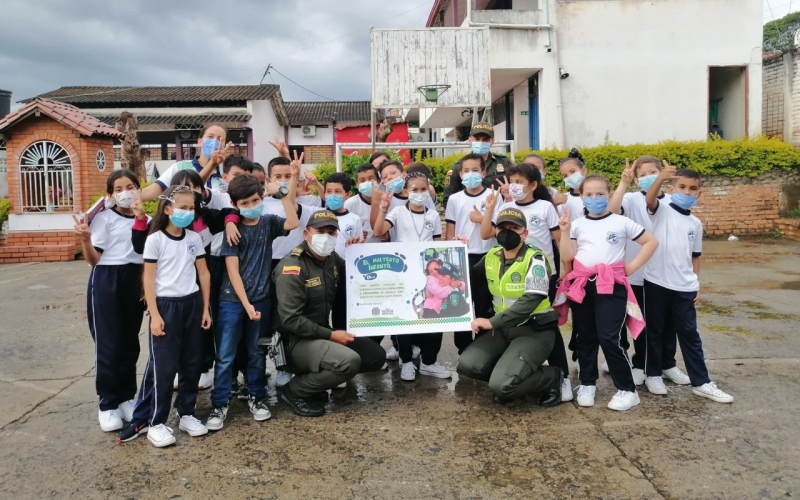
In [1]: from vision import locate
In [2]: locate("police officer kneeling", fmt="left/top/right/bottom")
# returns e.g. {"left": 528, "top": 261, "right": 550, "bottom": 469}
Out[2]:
{"left": 457, "top": 208, "right": 563, "bottom": 406}
{"left": 272, "top": 210, "right": 387, "bottom": 417}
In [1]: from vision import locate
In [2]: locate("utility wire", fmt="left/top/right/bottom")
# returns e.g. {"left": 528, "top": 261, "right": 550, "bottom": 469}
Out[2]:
{"left": 268, "top": 66, "right": 337, "bottom": 101}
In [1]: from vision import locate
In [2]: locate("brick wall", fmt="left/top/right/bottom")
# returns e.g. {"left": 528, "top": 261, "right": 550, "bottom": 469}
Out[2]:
{"left": 0, "top": 230, "right": 80, "bottom": 263}
{"left": 762, "top": 53, "right": 785, "bottom": 139}
{"left": 304, "top": 145, "right": 334, "bottom": 164}
{"left": 693, "top": 170, "right": 800, "bottom": 236}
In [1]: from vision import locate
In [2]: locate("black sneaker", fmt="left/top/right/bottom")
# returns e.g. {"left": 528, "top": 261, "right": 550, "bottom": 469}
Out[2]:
{"left": 237, "top": 386, "right": 250, "bottom": 400}
{"left": 279, "top": 385, "right": 325, "bottom": 417}
{"left": 309, "top": 391, "right": 329, "bottom": 406}
{"left": 117, "top": 420, "right": 149, "bottom": 443}
{"left": 539, "top": 367, "right": 564, "bottom": 408}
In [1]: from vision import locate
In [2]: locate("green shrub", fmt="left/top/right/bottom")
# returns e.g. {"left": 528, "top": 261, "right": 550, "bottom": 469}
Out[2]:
{"left": 0, "top": 198, "right": 10, "bottom": 224}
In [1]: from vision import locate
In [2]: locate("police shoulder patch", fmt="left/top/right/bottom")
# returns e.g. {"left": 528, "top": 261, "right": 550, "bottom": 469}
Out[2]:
{"left": 283, "top": 266, "right": 301, "bottom": 275}
{"left": 290, "top": 247, "right": 303, "bottom": 257}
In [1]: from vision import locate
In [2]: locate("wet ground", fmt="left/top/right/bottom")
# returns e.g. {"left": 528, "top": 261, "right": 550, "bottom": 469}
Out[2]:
{"left": 0, "top": 239, "right": 798, "bottom": 499}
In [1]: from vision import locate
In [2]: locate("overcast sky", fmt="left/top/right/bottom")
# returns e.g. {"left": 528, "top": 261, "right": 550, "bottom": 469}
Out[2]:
{"left": 0, "top": 0, "right": 434, "bottom": 109}
{"left": 764, "top": 0, "right": 800, "bottom": 22}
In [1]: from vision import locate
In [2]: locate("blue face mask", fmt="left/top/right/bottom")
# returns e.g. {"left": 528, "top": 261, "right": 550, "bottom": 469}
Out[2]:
{"left": 462, "top": 172, "right": 483, "bottom": 189}
{"left": 471, "top": 141, "right": 491, "bottom": 156}
{"left": 277, "top": 182, "right": 290, "bottom": 190}
{"left": 583, "top": 196, "right": 609, "bottom": 215}
{"left": 671, "top": 191, "right": 698, "bottom": 210}
{"left": 200, "top": 138, "right": 220, "bottom": 159}
{"left": 358, "top": 181, "right": 374, "bottom": 198}
{"left": 386, "top": 177, "right": 405, "bottom": 193}
{"left": 637, "top": 174, "right": 658, "bottom": 193}
{"left": 564, "top": 172, "right": 585, "bottom": 190}
{"left": 169, "top": 208, "right": 195, "bottom": 228}
{"left": 240, "top": 203, "right": 264, "bottom": 220}
{"left": 326, "top": 194, "right": 344, "bottom": 211}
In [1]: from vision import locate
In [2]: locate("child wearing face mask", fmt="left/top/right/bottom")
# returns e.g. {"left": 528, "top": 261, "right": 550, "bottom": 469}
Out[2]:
{"left": 345, "top": 164, "right": 384, "bottom": 243}
{"left": 118, "top": 185, "right": 212, "bottom": 448}
{"left": 482, "top": 162, "right": 574, "bottom": 401}
{"left": 607, "top": 156, "right": 689, "bottom": 392}
{"left": 554, "top": 174, "right": 659, "bottom": 412}
{"left": 370, "top": 161, "right": 437, "bottom": 242}
{"left": 374, "top": 172, "right": 451, "bottom": 382}
{"left": 323, "top": 172, "right": 363, "bottom": 256}
{"left": 73, "top": 170, "right": 147, "bottom": 434}
{"left": 558, "top": 148, "right": 589, "bottom": 223}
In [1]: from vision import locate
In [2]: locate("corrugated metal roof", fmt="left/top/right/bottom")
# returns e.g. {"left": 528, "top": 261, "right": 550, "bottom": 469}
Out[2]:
{"left": 23, "top": 85, "right": 280, "bottom": 105}
{"left": 0, "top": 98, "right": 124, "bottom": 138}
{"left": 92, "top": 113, "right": 251, "bottom": 125}
{"left": 285, "top": 101, "right": 372, "bottom": 125}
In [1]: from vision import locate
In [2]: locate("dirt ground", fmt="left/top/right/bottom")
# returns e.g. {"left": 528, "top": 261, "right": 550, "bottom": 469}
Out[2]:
{"left": 0, "top": 239, "right": 798, "bottom": 499}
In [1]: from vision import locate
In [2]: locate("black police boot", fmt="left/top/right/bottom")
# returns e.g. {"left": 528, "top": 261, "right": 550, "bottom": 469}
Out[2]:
{"left": 280, "top": 385, "right": 325, "bottom": 417}
{"left": 539, "top": 367, "right": 564, "bottom": 407}
{"left": 309, "top": 391, "right": 329, "bottom": 406}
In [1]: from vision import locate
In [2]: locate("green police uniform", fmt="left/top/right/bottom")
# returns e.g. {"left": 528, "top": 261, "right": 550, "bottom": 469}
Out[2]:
{"left": 457, "top": 240, "right": 562, "bottom": 402}
{"left": 271, "top": 215, "right": 386, "bottom": 401}
{"left": 442, "top": 152, "right": 514, "bottom": 208}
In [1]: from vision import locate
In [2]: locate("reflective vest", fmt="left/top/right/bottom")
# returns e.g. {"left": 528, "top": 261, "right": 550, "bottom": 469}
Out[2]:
{"left": 485, "top": 246, "right": 553, "bottom": 318}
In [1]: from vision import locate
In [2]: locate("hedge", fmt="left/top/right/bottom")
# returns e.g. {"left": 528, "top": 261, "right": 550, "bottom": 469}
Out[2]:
{"left": 0, "top": 198, "right": 10, "bottom": 224}
{"left": 312, "top": 137, "right": 800, "bottom": 195}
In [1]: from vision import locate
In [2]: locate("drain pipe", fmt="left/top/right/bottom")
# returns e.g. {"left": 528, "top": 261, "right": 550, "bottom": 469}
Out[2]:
{"left": 552, "top": 27, "right": 566, "bottom": 149}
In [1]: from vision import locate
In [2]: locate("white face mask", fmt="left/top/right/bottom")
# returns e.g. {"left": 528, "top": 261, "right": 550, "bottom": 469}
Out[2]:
{"left": 408, "top": 191, "right": 430, "bottom": 206}
{"left": 508, "top": 183, "right": 527, "bottom": 201}
{"left": 114, "top": 190, "right": 136, "bottom": 208}
{"left": 310, "top": 233, "right": 337, "bottom": 257}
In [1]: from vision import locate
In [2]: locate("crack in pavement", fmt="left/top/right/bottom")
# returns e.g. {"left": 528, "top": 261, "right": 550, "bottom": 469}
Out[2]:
{"left": 0, "top": 374, "right": 93, "bottom": 383}
{"left": 0, "top": 366, "right": 94, "bottom": 432}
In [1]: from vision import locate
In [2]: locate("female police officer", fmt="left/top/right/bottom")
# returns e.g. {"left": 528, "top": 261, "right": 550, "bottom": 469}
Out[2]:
{"left": 457, "top": 206, "right": 563, "bottom": 406}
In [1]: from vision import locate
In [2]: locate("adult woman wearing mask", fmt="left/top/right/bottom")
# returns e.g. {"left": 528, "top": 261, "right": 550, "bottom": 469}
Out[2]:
{"left": 442, "top": 122, "right": 514, "bottom": 209}
{"left": 139, "top": 124, "right": 234, "bottom": 203}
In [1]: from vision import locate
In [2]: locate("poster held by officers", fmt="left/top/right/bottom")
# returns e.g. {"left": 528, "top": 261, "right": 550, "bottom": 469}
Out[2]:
{"left": 345, "top": 241, "right": 474, "bottom": 337}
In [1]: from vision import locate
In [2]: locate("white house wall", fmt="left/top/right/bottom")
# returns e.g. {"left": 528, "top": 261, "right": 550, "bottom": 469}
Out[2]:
{"left": 286, "top": 126, "right": 334, "bottom": 146}
{"left": 248, "top": 100, "right": 284, "bottom": 166}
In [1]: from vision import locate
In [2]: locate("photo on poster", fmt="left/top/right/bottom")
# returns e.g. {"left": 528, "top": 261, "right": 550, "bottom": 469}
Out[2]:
{"left": 345, "top": 241, "right": 474, "bottom": 336}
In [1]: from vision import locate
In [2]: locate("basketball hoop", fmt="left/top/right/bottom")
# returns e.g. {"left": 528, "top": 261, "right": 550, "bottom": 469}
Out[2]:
{"left": 418, "top": 85, "right": 451, "bottom": 103}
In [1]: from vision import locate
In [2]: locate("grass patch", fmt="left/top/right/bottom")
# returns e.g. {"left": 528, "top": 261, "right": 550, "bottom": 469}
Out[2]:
{"left": 707, "top": 325, "right": 755, "bottom": 337}
{"left": 696, "top": 302, "right": 734, "bottom": 316}
{"left": 749, "top": 311, "right": 800, "bottom": 321}
{"left": 738, "top": 301, "right": 771, "bottom": 310}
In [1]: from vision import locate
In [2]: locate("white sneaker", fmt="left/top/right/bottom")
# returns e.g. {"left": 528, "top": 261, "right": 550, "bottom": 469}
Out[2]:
{"left": 236, "top": 371, "right": 246, "bottom": 387}
{"left": 576, "top": 385, "right": 596, "bottom": 407}
{"left": 412, "top": 345, "right": 421, "bottom": 359}
{"left": 198, "top": 370, "right": 213, "bottom": 390}
{"left": 607, "top": 390, "right": 640, "bottom": 411}
{"left": 645, "top": 376, "right": 668, "bottom": 395}
{"left": 276, "top": 370, "right": 292, "bottom": 388}
{"left": 400, "top": 361, "right": 416, "bottom": 381}
{"left": 632, "top": 368, "right": 646, "bottom": 386}
{"left": 173, "top": 374, "right": 179, "bottom": 390}
{"left": 98, "top": 409, "right": 123, "bottom": 432}
{"left": 117, "top": 400, "right": 136, "bottom": 422}
{"left": 248, "top": 397, "right": 272, "bottom": 421}
{"left": 600, "top": 362, "right": 610, "bottom": 374}
{"left": 692, "top": 382, "right": 734, "bottom": 403}
{"left": 206, "top": 405, "right": 228, "bottom": 431}
{"left": 381, "top": 362, "right": 389, "bottom": 370}
{"left": 561, "top": 378, "right": 573, "bottom": 402}
{"left": 179, "top": 415, "right": 208, "bottom": 437}
{"left": 335, "top": 381, "right": 347, "bottom": 389}
{"left": 419, "top": 362, "right": 452, "bottom": 379}
{"left": 663, "top": 366, "right": 691, "bottom": 385}
{"left": 385, "top": 346, "right": 399, "bottom": 361}
{"left": 147, "top": 424, "right": 176, "bottom": 448}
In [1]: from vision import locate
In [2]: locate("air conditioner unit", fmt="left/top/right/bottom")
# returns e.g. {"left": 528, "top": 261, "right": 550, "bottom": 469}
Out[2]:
{"left": 302, "top": 125, "right": 316, "bottom": 137}
{"left": 412, "top": 134, "right": 426, "bottom": 142}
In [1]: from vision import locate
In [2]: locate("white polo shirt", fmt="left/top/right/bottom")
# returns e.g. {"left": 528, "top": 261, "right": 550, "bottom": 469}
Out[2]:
{"left": 331, "top": 210, "right": 364, "bottom": 256}
{"left": 143, "top": 229, "right": 205, "bottom": 297}
{"left": 644, "top": 199, "right": 703, "bottom": 292}
{"left": 208, "top": 188, "right": 234, "bottom": 257}
{"left": 570, "top": 212, "right": 645, "bottom": 268}
{"left": 385, "top": 204, "right": 442, "bottom": 242}
{"left": 388, "top": 193, "right": 437, "bottom": 241}
{"left": 344, "top": 194, "right": 381, "bottom": 243}
{"left": 621, "top": 191, "right": 671, "bottom": 286}
{"left": 496, "top": 199, "right": 559, "bottom": 271}
{"left": 90, "top": 209, "right": 145, "bottom": 266}
{"left": 558, "top": 190, "right": 585, "bottom": 222}
{"left": 263, "top": 198, "right": 315, "bottom": 259}
{"left": 297, "top": 194, "right": 322, "bottom": 208}
{"left": 445, "top": 187, "right": 499, "bottom": 255}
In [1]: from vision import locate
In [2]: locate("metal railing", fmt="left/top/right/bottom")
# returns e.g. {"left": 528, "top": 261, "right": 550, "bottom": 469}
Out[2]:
{"left": 18, "top": 141, "right": 75, "bottom": 213}
{"left": 334, "top": 141, "right": 515, "bottom": 172}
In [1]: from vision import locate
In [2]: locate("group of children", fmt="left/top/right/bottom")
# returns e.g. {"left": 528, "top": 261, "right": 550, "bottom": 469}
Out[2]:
{"left": 74, "top": 122, "right": 732, "bottom": 448}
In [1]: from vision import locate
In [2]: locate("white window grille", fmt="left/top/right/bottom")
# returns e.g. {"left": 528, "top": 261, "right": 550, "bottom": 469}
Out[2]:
{"left": 19, "top": 140, "right": 75, "bottom": 213}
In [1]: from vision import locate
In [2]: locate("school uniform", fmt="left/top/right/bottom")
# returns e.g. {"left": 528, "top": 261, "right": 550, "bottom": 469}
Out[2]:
{"left": 643, "top": 200, "right": 710, "bottom": 386}
{"left": 387, "top": 193, "right": 437, "bottom": 242}
{"left": 297, "top": 194, "right": 322, "bottom": 208}
{"left": 344, "top": 194, "right": 381, "bottom": 243}
{"left": 155, "top": 158, "right": 223, "bottom": 191}
{"left": 329, "top": 210, "right": 363, "bottom": 257}
{"left": 265, "top": 198, "right": 316, "bottom": 271}
{"left": 445, "top": 188, "right": 498, "bottom": 352}
{"left": 558, "top": 190, "right": 585, "bottom": 222}
{"left": 621, "top": 191, "right": 676, "bottom": 372}
{"left": 132, "top": 229, "right": 206, "bottom": 426}
{"left": 88, "top": 209, "right": 146, "bottom": 412}
{"left": 384, "top": 204, "right": 443, "bottom": 364}
{"left": 569, "top": 213, "right": 645, "bottom": 391}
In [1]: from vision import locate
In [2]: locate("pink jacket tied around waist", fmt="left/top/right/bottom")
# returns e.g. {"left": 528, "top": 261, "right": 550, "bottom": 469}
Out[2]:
{"left": 553, "top": 260, "right": 645, "bottom": 339}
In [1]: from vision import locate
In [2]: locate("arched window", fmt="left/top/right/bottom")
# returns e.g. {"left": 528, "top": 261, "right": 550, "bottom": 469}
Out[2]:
{"left": 18, "top": 141, "right": 74, "bottom": 213}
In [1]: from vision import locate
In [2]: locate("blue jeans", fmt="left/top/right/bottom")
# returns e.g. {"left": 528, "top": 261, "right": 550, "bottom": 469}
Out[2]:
{"left": 211, "top": 299, "right": 269, "bottom": 406}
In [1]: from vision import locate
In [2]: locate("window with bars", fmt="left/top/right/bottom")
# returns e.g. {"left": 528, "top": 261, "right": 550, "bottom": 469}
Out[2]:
{"left": 18, "top": 141, "right": 75, "bottom": 213}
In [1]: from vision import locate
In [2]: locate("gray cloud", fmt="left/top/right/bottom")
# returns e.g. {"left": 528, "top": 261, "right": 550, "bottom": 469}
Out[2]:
{"left": 0, "top": 0, "right": 434, "bottom": 108}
